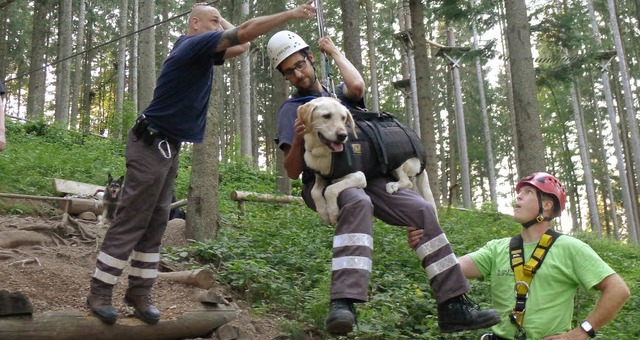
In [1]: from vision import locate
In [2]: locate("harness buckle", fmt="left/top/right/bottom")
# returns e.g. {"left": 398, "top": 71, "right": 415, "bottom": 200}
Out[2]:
{"left": 536, "top": 215, "right": 544, "bottom": 222}
{"left": 514, "top": 281, "right": 530, "bottom": 298}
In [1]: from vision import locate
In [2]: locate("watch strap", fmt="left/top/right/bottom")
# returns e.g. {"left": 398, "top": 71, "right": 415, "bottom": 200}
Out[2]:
{"left": 580, "top": 320, "right": 596, "bottom": 338}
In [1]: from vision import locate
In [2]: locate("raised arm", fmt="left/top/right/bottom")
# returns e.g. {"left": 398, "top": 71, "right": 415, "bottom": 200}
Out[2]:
{"left": 318, "top": 37, "right": 365, "bottom": 102}
{"left": 216, "top": 1, "right": 316, "bottom": 54}
{"left": 218, "top": 16, "right": 250, "bottom": 59}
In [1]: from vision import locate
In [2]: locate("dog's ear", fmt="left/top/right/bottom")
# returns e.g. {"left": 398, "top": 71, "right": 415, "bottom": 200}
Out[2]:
{"left": 297, "top": 102, "right": 316, "bottom": 133}
{"left": 345, "top": 109, "right": 357, "bottom": 139}
{"left": 108, "top": 173, "right": 113, "bottom": 182}
{"left": 117, "top": 176, "right": 124, "bottom": 184}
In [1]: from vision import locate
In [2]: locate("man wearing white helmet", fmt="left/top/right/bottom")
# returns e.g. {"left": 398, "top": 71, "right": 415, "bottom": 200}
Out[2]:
{"left": 269, "top": 30, "right": 500, "bottom": 336}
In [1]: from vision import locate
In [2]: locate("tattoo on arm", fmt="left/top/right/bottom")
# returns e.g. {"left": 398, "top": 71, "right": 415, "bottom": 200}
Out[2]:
{"left": 217, "top": 28, "right": 241, "bottom": 52}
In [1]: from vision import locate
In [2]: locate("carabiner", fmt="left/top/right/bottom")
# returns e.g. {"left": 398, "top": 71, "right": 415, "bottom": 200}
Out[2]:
{"left": 158, "top": 139, "right": 172, "bottom": 159}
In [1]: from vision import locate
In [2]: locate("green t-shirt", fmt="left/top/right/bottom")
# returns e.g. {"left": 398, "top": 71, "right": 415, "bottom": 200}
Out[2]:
{"left": 469, "top": 235, "right": 614, "bottom": 340}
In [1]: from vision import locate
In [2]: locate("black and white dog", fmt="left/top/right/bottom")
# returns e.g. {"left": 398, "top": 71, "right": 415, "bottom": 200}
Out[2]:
{"left": 99, "top": 173, "right": 124, "bottom": 226}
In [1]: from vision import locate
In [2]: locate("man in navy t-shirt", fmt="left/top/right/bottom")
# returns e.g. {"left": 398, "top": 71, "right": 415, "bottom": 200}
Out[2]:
{"left": 87, "top": 1, "right": 317, "bottom": 325}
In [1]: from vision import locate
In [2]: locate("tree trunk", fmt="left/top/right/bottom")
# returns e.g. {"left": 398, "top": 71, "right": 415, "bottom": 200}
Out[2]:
{"left": 186, "top": 73, "right": 222, "bottom": 241}
{"left": 70, "top": 0, "right": 86, "bottom": 130}
{"left": 364, "top": 0, "right": 379, "bottom": 112}
{"left": 340, "top": 0, "right": 363, "bottom": 74}
{"left": 504, "top": 0, "right": 546, "bottom": 176}
{"left": 129, "top": 0, "right": 139, "bottom": 114}
{"left": 0, "top": 306, "right": 237, "bottom": 340}
{"left": 80, "top": 7, "right": 94, "bottom": 134}
{"left": 409, "top": 0, "right": 440, "bottom": 206}
{"left": 239, "top": 0, "right": 252, "bottom": 160}
{"left": 446, "top": 28, "right": 471, "bottom": 208}
{"left": 472, "top": 10, "right": 497, "bottom": 204}
{"left": 114, "top": 0, "right": 129, "bottom": 140}
{"left": 26, "top": 0, "right": 48, "bottom": 120}
{"left": 606, "top": 0, "right": 640, "bottom": 244}
{"left": 54, "top": 0, "right": 72, "bottom": 127}
{"left": 138, "top": 0, "right": 155, "bottom": 110}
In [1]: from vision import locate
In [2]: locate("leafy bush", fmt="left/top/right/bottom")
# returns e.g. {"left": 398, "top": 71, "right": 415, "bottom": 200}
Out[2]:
{"left": 3, "top": 120, "right": 639, "bottom": 339}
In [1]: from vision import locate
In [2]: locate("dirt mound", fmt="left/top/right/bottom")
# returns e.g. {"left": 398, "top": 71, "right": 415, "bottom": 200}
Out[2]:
{"left": 0, "top": 214, "right": 284, "bottom": 339}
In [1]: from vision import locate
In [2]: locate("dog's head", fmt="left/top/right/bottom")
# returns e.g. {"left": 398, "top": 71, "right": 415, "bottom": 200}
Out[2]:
{"left": 297, "top": 97, "right": 356, "bottom": 152}
{"left": 106, "top": 173, "right": 124, "bottom": 199}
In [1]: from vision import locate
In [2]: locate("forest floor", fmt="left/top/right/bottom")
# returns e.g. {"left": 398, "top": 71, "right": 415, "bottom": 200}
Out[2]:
{"left": 0, "top": 206, "right": 289, "bottom": 340}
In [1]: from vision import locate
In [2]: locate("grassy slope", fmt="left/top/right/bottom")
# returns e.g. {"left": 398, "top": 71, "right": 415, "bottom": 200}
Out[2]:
{"left": 2, "top": 121, "right": 638, "bottom": 339}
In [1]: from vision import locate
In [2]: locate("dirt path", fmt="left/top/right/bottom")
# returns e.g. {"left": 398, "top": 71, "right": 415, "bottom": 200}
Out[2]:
{"left": 0, "top": 214, "right": 284, "bottom": 339}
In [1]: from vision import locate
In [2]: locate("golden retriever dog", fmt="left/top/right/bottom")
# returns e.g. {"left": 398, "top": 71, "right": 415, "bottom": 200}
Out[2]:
{"left": 297, "top": 97, "right": 436, "bottom": 225}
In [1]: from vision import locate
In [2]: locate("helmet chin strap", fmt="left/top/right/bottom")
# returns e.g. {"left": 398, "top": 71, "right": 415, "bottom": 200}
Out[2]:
{"left": 521, "top": 190, "right": 553, "bottom": 228}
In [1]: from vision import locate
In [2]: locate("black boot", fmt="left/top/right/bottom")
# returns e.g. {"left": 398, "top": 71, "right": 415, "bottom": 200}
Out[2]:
{"left": 437, "top": 294, "right": 501, "bottom": 333}
{"left": 124, "top": 293, "right": 160, "bottom": 324}
{"left": 325, "top": 299, "right": 357, "bottom": 336}
{"left": 86, "top": 293, "right": 118, "bottom": 324}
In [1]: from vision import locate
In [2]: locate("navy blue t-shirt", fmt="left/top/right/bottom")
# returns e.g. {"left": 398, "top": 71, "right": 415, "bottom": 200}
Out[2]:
{"left": 142, "top": 30, "right": 226, "bottom": 143}
{"left": 0, "top": 82, "right": 5, "bottom": 96}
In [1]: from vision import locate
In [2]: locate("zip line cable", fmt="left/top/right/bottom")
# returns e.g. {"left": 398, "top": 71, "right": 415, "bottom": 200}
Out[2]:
{"left": 314, "top": 0, "right": 336, "bottom": 98}
{"left": 4, "top": 1, "right": 219, "bottom": 84}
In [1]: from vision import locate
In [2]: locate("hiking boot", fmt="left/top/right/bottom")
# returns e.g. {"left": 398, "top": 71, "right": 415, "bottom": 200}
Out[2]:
{"left": 124, "top": 293, "right": 160, "bottom": 324}
{"left": 437, "top": 294, "right": 501, "bottom": 333}
{"left": 325, "top": 299, "right": 356, "bottom": 336}
{"left": 86, "top": 293, "right": 117, "bottom": 324}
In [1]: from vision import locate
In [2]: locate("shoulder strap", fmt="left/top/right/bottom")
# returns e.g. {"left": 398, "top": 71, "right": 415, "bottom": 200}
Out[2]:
{"left": 509, "top": 229, "right": 561, "bottom": 333}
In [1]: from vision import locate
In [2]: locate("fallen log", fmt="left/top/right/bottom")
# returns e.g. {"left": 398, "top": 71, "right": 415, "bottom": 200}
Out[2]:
{"left": 0, "top": 304, "right": 237, "bottom": 340}
{"left": 157, "top": 269, "right": 215, "bottom": 289}
{"left": 230, "top": 190, "right": 302, "bottom": 204}
{"left": 229, "top": 191, "right": 303, "bottom": 218}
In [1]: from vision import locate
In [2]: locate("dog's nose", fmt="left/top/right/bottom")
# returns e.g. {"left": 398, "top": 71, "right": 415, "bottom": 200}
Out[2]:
{"left": 337, "top": 132, "right": 348, "bottom": 142}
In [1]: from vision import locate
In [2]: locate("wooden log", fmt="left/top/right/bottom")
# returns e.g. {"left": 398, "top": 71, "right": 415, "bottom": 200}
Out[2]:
{"left": 64, "top": 198, "right": 103, "bottom": 215}
{"left": 0, "top": 304, "right": 237, "bottom": 340}
{"left": 169, "top": 199, "right": 187, "bottom": 209}
{"left": 52, "top": 178, "right": 104, "bottom": 196}
{"left": 230, "top": 190, "right": 303, "bottom": 204}
{"left": 157, "top": 269, "right": 215, "bottom": 289}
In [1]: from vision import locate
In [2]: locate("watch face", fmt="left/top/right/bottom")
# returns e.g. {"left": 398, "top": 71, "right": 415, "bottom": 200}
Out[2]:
{"left": 581, "top": 321, "right": 593, "bottom": 331}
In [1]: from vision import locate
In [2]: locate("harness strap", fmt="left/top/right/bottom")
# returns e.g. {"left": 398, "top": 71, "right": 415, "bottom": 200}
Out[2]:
{"left": 509, "top": 229, "right": 561, "bottom": 336}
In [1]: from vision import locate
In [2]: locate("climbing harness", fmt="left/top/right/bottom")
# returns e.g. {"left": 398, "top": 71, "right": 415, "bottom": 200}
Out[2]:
{"left": 314, "top": 0, "right": 337, "bottom": 98}
{"left": 508, "top": 229, "right": 561, "bottom": 339}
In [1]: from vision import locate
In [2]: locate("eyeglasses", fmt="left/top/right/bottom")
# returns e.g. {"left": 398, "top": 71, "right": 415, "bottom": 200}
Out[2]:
{"left": 282, "top": 57, "right": 308, "bottom": 78}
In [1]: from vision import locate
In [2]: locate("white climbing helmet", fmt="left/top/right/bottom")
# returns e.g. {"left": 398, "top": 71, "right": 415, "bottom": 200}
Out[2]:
{"left": 267, "top": 30, "right": 309, "bottom": 69}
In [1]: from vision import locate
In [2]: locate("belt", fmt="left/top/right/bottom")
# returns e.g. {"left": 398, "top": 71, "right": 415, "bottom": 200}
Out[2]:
{"left": 132, "top": 116, "right": 181, "bottom": 150}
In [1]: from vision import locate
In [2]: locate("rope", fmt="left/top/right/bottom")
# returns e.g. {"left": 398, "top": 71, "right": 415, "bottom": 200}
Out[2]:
{"left": 314, "top": 0, "right": 336, "bottom": 97}
{"left": 4, "top": 1, "right": 220, "bottom": 84}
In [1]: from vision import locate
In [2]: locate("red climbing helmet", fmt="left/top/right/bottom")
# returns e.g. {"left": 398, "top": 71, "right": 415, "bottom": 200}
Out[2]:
{"left": 516, "top": 172, "right": 566, "bottom": 216}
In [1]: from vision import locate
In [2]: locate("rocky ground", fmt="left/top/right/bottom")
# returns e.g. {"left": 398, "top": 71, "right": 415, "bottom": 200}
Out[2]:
{"left": 0, "top": 210, "right": 288, "bottom": 340}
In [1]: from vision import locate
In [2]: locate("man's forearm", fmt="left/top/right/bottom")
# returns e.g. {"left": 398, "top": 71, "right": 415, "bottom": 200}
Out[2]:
{"left": 586, "top": 274, "right": 630, "bottom": 331}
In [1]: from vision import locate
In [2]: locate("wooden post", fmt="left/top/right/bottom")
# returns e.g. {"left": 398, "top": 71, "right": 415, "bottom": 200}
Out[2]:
{"left": 157, "top": 269, "right": 215, "bottom": 289}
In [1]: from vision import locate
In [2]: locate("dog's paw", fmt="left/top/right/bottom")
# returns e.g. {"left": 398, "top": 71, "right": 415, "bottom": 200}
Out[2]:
{"left": 386, "top": 182, "right": 401, "bottom": 194}
{"left": 318, "top": 209, "right": 332, "bottom": 224}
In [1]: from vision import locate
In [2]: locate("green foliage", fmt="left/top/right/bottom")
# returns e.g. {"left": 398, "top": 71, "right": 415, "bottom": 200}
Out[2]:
{"left": 3, "top": 124, "right": 639, "bottom": 339}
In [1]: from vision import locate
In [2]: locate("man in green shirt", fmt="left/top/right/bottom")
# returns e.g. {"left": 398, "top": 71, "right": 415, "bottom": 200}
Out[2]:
{"left": 409, "top": 172, "right": 630, "bottom": 339}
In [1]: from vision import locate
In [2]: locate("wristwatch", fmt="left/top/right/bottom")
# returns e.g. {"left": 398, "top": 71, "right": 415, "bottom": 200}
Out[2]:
{"left": 580, "top": 320, "right": 596, "bottom": 338}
